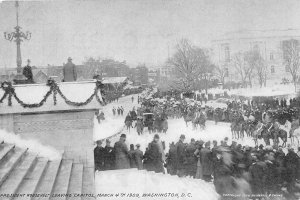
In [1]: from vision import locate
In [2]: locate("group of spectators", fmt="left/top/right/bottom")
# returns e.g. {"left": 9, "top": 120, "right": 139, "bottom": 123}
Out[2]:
{"left": 95, "top": 133, "right": 300, "bottom": 199}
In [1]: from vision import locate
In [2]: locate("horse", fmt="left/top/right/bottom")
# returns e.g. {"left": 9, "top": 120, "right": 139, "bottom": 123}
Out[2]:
{"left": 183, "top": 111, "right": 194, "bottom": 127}
{"left": 198, "top": 113, "right": 206, "bottom": 130}
{"left": 231, "top": 122, "right": 244, "bottom": 140}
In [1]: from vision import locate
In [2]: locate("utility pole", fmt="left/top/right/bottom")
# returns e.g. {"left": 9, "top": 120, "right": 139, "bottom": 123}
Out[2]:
{"left": 4, "top": 1, "right": 31, "bottom": 82}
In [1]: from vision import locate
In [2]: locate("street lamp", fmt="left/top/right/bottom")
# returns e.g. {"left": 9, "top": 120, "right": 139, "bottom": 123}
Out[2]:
{"left": 4, "top": 1, "right": 31, "bottom": 82}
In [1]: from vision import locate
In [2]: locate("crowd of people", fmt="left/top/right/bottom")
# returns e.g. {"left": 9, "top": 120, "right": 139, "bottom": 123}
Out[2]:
{"left": 94, "top": 133, "right": 300, "bottom": 199}
{"left": 94, "top": 88, "right": 300, "bottom": 199}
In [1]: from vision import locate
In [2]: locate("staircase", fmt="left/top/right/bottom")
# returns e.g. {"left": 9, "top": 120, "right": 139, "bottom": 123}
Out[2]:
{"left": 96, "top": 169, "right": 219, "bottom": 200}
{"left": 0, "top": 141, "right": 95, "bottom": 200}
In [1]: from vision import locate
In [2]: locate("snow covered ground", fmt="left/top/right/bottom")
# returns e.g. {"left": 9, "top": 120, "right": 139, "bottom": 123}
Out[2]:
{"left": 96, "top": 169, "right": 219, "bottom": 200}
{"left": 93, "top": 94, "right": 267, "bottom": 153}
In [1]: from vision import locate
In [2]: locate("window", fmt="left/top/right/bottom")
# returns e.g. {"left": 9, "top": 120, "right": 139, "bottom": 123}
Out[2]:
{"left": 271, "top": 66, "right": 275, "bottom": 74}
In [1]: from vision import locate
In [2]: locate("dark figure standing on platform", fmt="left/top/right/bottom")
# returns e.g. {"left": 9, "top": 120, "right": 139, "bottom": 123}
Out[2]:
{"left": 94, "top": 140, "right": 105, "bottom": 171}
{"left": 23, "top": 59, "right": 34, "bottom": 83}
{"left": 63, "top": 57, "right": 77, "bottom": 82}
{"left": 104, "top": 139, "right": 115, "bottom": 170}
{"left": 114, "top": 134, "right": 130, "bottom": 169}
{"left": 128, "top": 144, "right": 137, "bottom": 168}
{"left": 147, "top": 134, "right": 165, "bottom": 173}
{"left": 134, "top": 144, "right": 143, "bottom": 170}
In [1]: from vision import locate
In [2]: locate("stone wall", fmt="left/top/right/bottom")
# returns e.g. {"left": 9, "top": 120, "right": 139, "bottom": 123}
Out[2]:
{"left": 0, "top": 110, "right": 95, "bottom": 167}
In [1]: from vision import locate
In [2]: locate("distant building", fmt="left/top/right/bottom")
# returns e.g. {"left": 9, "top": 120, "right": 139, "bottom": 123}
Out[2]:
{"left": 129, "top": 65, "right": 149, "bottom": 85}
{"left": 148, "top": 70, "right": 159, "bottom": 85}
{"left": 211, "top": 29, "right": 300, "bottom": 85}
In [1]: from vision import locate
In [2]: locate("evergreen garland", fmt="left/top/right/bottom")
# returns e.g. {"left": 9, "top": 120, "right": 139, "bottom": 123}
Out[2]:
{"left": 0, "top": 79, "right": 106, "bottom": 108}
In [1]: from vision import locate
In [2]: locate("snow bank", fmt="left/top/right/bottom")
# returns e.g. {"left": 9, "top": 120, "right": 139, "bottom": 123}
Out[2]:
{"left": 96, "top": 169, "right": 219, "bottom": 200}
{"left": 0, "top": 129, "right": 61, "bottom": 160}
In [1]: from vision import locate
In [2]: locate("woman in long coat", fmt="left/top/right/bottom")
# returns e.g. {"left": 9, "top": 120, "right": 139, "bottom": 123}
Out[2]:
{"left": 114, "top": 134, "right": 130, "bottom": 169}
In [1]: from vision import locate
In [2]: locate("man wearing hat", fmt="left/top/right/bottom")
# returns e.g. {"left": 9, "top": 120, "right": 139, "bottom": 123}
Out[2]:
{"left": 176, "top": 134, "right": 186, "bottom": 177}
{"left": 147, "top": 134, "right": 164, "bottom": 173}
{"left": 94, "top": 140, "right": 105, "bottom": 171}
{"left": 63, "top": 57, "right": 77, "bottom": 82}
{"left": 113, "top": 134, "right": 130, "bottom": 169}
{"left": 104, "top": 139, "right": 114, "bottom": 170}
{"left": 22, "top": 59, "right": 34, "bottom": 83}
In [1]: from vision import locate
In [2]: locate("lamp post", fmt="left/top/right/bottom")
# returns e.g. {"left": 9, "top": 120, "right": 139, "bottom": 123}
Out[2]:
{"left": 4, "top": 1, "right": 31, "bottom": 82}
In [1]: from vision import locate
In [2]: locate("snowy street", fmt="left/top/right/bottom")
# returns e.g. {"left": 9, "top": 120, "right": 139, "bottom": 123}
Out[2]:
{"left": 93, "top": 94, "right": 273, "bottom": 154}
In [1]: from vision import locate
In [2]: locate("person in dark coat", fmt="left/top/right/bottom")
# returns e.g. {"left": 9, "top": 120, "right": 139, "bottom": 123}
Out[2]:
{"left": 104, "top": 139, "right": 115, "bottom": 170}
{"left": 134, "top": 144, "right": 143, "bottom": 170}
{"left": 176, "top": 134, "right": 186, "bottom": 177}
{"left": 94, "top": 140, "right": 105, "bottom": 171}
{"left": 63, "top": 57, "right": 77, "bottom": 82}
{"left": 213, "top": 149, "right": 235, "bottom": 197}
{"left": 264, "top": 151, "right": 278, "bottom": 194}
{"left": 284, "top": 148, "right": 299, "bottom": 193}
{"left": 114, "top": 134, "right": 130, "bottom": 169}
{"left": 166, "top": 142, "right": 177, "bottom": 175}
{"left": 143, "top": 145, "right": 151, "bottom": 170}
{"left": 185, "top": 139, "right": 197, "bottom": 177}
{"left": 128, "top": 144, "right": 137, "bottom": 168}
{"left": 249, "top": 153, "right": 267, "bottom": 194}
{"left": 23, "top": 59, "right": 34, "bottom": 83}
{"left": 200, "top": 141, "right": 213, "bottom": 181}
{"left": 147, "top": 134, "right": 164, "bottom": 173}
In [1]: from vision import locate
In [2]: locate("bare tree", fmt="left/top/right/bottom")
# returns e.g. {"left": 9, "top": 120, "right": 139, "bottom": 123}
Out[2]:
{"left": 282, "top": 39, "right": 300, "bottom": 91}
{"left": 213, "top": 64, "right": 227, "bottom": 85}
{"left": 244, "top": 50, "right": 267, "bottom": 87}
{"left": 231, "top": 52, "right": 254, "bottom": 87}
{"left": 168, "top": 39, "right": 213, "bottom": 92}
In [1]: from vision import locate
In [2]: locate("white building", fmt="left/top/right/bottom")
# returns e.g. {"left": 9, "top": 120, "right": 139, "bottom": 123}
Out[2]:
{"left": 211, "top": 29, "right": 300, "bottom": 85}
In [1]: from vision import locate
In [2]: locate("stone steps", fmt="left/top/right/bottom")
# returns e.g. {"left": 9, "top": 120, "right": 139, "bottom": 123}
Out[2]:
{"left": 0, "top": 144, "right": 15, "bottom": 161}
{"left": 81, "top": 166, "right": 95, "bottom": 200}
{"left": 0, "top": 147, "right": 28, "bottom": 186}
{"left": 14, "top": 157, "right": 49, "bottom": 200}
{"left": 32, "top": 160, "right": 62, "bottom": 200}
{"left": 0, "top": 142, "right": 95, "bottom": 200}
{"left": 67, "top": 163, "right": 83, "bottom": 200}
{"left": 0, "top": 153, "right": 37, "bottom": 200}
{"left": 49, "top": 159, "right": 73, "bottom": 200}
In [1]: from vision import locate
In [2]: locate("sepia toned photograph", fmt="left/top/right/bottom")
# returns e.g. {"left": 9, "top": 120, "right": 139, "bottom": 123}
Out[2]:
{"left": 0, "top": 0, "right": 300, "bottom": 199}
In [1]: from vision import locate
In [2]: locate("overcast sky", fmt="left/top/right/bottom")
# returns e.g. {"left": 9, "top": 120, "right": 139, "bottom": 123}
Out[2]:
{"left": 0, "top": 0, "right": 300, "bottom": 68}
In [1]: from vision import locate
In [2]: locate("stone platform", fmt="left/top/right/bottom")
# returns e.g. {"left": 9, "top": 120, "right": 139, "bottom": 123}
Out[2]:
{"left": 0, "top": 80, "right": 104, "bottom": 167}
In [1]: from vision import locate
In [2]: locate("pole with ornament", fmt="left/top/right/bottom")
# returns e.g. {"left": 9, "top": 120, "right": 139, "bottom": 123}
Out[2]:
{"left": 4, "top": 1, "right": 31, "bottom": 83}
